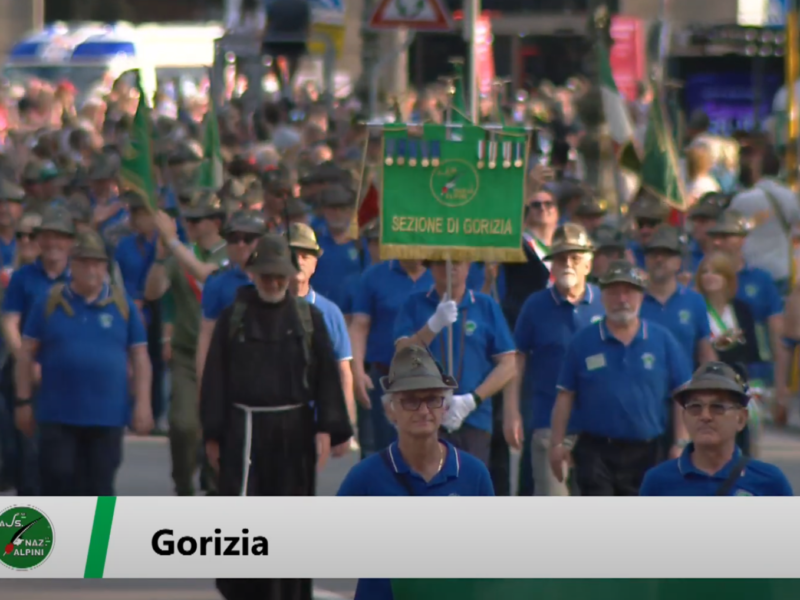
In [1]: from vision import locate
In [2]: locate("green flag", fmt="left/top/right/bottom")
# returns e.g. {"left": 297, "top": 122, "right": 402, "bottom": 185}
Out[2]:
{"left": 119, "top": 83, "right": 157, "bottom": 211}
{"left": 379, "top": 123, "right": 526, "bottom": 262}
{"left": 198, "top": 102, "right": 224, "bottom": 190}
{"left": 597, "top": 37, "right": 640, "bottom": 171}
{"left": 640, "top": 87, "right": 687, "bottom": 211}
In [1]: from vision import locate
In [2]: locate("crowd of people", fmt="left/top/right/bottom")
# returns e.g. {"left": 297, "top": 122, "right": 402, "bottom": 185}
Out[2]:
{"left": 0, "top": 68, "right": 796, "bottom": 597}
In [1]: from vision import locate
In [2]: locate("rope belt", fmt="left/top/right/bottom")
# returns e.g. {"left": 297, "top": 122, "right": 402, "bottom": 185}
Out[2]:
{"left": 234, "top": 403, "right": 305, "bottom": 497}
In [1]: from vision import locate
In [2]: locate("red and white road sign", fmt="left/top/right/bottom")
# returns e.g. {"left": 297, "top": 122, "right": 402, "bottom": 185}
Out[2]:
{"left": 368, "top": 0, "right": 454, "bottom": 31}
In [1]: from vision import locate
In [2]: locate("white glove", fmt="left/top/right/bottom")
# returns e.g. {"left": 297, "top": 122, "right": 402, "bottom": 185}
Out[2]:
{"left": 426, "top": 295, "right": 458, "bottom": 334}
{"left": 442, "top": 393, "right": 477, "bottom": 433}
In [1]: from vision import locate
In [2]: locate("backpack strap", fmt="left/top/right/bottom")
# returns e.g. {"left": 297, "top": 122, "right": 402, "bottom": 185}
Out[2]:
{"left": 228, "top": 300, "right": 247, "bottom": 342}
{"left": 716, "top": 455, "right": 751, "bottom": 496}
{"left": 45, "top": 283, "right": 74, "bottom": 319}
{"left": 97, "top": 284, "right": 130, "bottom": 321}
{"left": 293, "top": 296, "right": 314, "bottom": 393}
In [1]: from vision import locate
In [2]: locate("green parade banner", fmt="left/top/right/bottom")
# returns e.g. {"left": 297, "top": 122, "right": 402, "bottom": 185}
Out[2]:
{"left": 392, "top": 579, "right": 800, "bottom": 600}
{"left": 379, "top": 123, "right": 529, "bottom": 262}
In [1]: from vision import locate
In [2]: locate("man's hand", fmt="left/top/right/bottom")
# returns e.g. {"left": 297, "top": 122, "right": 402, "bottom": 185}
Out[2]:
{"left": 154, "top": 211, "right": 178, "bottom": 244}
{"left": 354, "top": 371, "right": 373, "bottom": 409}
{"left": 316, "top": 433, "right": 331, "bottom": 472}
{"left": 427, "top": 295, "right": 458, "bottom": 335}
{"left": 131, "top": 402, "right": 154, "bottom": 436}
{"left": 503, "top": 408, "right": 524, "bottom": 451}
{"left": 206, "top": 440, "right": 220, "bottom": 473}
{"left": 442, "top": 393, "right": 476, "bottom": 433}
{"left": 548, "top": 444, "right": 570, "bottom": 483}
{"left": 15, "top": 405, "right": 35, "bottom": 438}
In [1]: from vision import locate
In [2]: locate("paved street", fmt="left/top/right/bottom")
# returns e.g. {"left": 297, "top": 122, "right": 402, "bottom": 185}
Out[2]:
{"left": 5, "top": 427, "right": 800, "bottom": 599}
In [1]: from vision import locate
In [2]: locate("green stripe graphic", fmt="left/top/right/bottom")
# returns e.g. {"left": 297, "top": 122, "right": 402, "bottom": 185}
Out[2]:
{"left": 84, "top": 497, "right": 117, "bottom": 578}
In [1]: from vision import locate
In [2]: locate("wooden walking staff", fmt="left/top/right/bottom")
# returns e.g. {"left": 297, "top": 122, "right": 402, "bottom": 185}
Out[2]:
{"left": 440, "top": 70, "right": 459, "bottom": 376}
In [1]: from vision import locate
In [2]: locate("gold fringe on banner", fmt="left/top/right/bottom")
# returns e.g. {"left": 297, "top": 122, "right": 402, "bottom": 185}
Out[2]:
{"left": 379, "top": 244, "right": 526, "bottom": 263}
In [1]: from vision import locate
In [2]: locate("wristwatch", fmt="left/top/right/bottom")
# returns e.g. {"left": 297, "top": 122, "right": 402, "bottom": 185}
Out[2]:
{"left": 470, "top": 391, "right": 483, "bottom": 406}
{"left": 14, "top": 397, "right": 31, "bottom": 407}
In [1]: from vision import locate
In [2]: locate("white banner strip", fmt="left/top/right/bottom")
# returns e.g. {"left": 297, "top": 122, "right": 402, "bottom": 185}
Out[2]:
{"left": 1, "top": 497, "right": 799, "bottom": 578}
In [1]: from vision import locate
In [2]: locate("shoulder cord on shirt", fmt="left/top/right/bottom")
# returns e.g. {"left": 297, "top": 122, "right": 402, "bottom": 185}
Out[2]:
{"left": 437, "top": 305, "right": 468, "bottom": 383}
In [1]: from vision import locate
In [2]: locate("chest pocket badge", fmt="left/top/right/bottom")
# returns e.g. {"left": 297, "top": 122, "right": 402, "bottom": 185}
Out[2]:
{"left": 99, "top": 314, "right": 113, "bottom": 329}
{"left": 464, "top": 321, "right": 477, "bottom": 336}
{"left": 746, "top": 284, "right": 758, "bottom": 298}
{"left": 679, "top": 310, "right": 691, "bottom": 325}
{"left": 585, "top": 353, "right": 606, "bottom": 371}
{"left": 348, "top": 247, "right": 358, "bottom": 262}
{"left": 734, "top": 489, "right": 753, "bottom": 496}
{"left": 641, "top": 353, "right": 655, "bottom": 370}
{"left": 590, "top": 315, "right": 602, "bottom": 324}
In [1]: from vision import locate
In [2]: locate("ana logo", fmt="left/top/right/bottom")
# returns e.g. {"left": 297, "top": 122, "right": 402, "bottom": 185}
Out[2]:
{"left": 464, "top": 321, "right": 477, "bottom": 336}
{"left": 0, "top": 506, "right": 55, "bottom": 571}
{"left": 99, "top": 314, "right": 113, "bottom": 329}
{"left": 590, "top": 315, "right": 603, "bottom": 324}
{"left": 679, "top": 310, "right": 691, "bottom": 325}
{"left": 746, "top": 284, "right": 758, "bottom": 298}
{"left": 641, "top": 353, "right": 656, "bottom": 370}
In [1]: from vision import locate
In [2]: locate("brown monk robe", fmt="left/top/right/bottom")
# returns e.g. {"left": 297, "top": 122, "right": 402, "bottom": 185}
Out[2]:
{"left": 200, "top": 235, "right": 352, "bottom": 600}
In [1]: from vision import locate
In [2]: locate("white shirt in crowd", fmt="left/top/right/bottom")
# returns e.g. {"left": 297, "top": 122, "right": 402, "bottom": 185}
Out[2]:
{"left": 729, "top": 178, "right": 800, "bottom": 282}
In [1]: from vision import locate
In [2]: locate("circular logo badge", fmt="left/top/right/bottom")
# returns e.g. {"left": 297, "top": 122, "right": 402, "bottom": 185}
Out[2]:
{"left": 430, "top": 159, "right": 479, "bottom": 208}
{"left": 0, "top": 506, "right": 55, "bottom": 571}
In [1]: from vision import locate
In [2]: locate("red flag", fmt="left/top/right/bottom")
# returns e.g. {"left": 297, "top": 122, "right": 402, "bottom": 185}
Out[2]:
{"left": 358, "top": 182, "right": 379, "bottom": 227}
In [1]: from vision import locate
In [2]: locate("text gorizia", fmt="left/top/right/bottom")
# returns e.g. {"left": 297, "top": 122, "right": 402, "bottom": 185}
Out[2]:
{"left": 152, "top": 529, "right": 268, "bottom": 556}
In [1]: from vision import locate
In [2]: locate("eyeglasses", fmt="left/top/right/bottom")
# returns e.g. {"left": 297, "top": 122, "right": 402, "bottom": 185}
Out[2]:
{"left": 637, "top": 219, "right": 661, "bottom": 229}
{"left": 530, "top": 201, "right": 555, "bottom": 211}
{"left": 226, "top": 233, "right": 260, "bottom": 245}
{"left": 397, "top": 395, "right": 446, "bottom": 411}
{"left": 185, "top": 217, "right": 205, "bottom": 225}
{"left": 15, "top": 232, "right": 34, "bottom": 241}
{"left": 683, "top": 402, "right": 742, "bottom": 417}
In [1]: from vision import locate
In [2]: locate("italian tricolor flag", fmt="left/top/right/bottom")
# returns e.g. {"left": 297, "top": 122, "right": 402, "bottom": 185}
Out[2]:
{"left": 597, "top": 38, "right": 641, "bottom": 172}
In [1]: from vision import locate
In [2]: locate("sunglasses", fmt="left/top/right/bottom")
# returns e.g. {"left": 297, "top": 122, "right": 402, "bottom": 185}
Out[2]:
{"left": 683, "top": 401, "right": 742, "bottom": 417}
{"left": 226, "top": 233, "right": 260, "bottom": 245}
{"left": 185, "top": 217, "right": 205, "bottom": 225}
{"left": 16, "top": 232, "right": 34, "bottom": 241}
{"left": 397, "top": 395, "right": 446, "bottom": 412}
{"left": 530, "top": 201, "right": 556, "bottom": 210}
{"left": 637, "top": 219, "right": 661, "bottom": 229}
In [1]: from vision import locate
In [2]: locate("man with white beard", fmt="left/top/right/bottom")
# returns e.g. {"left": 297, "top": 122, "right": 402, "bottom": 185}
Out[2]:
{"left": 199, "top": 234, "right": 353, "bottom": 600}
{"left": 505, "top": 224, "right": 604, "bottom": 496}
{"left": 549, "top": 260, "right": 693, "bottom": 495}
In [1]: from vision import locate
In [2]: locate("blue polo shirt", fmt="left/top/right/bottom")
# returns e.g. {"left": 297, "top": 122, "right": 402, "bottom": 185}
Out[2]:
{"left": 737, "top": 265, "right": 783, "bottom": 324}
{"left": 627, "top": 240, "right": 646, "bottom": 268}
{"left": 305, "top": 289, "right": 352, "bottom": 361}
{"left": 515, "top": 284, "right": 604, "bottom": 432}
{"left": 336, "top": 272, "right": 361, "bottom": 316}
{"left": 394, "top": 289, "right": 516, "bottom": 432}
{"left": 640, "top": 444, "right": 793, "bottom": 496}
{"left": 22, "top": 283, "right": 147, "bottom": 427}
{"left": 114, "top": 232, "right": 157, "bottom": 303}
{"left": 640, "top": 285, "right": 710, "bottom": 365}
{"left": 201, "top": 266, "right": 252, "bottom": 320}
{"left": 339, "top": 440, "right": 494, "bottom": 600}
{"left": 2, "top": 259, "right": 70, "bottom": 328}
{"left": 309, "top": 231, "right": 370, "bottom": 309}
{"left": 0, "top": 235, "right": 15, "bottom": 268}
{"left": 557, "top": 319, "right": 692, "bottom": 441}
{"left": 353, "top": 261, "right": 433, "bottom": 366}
